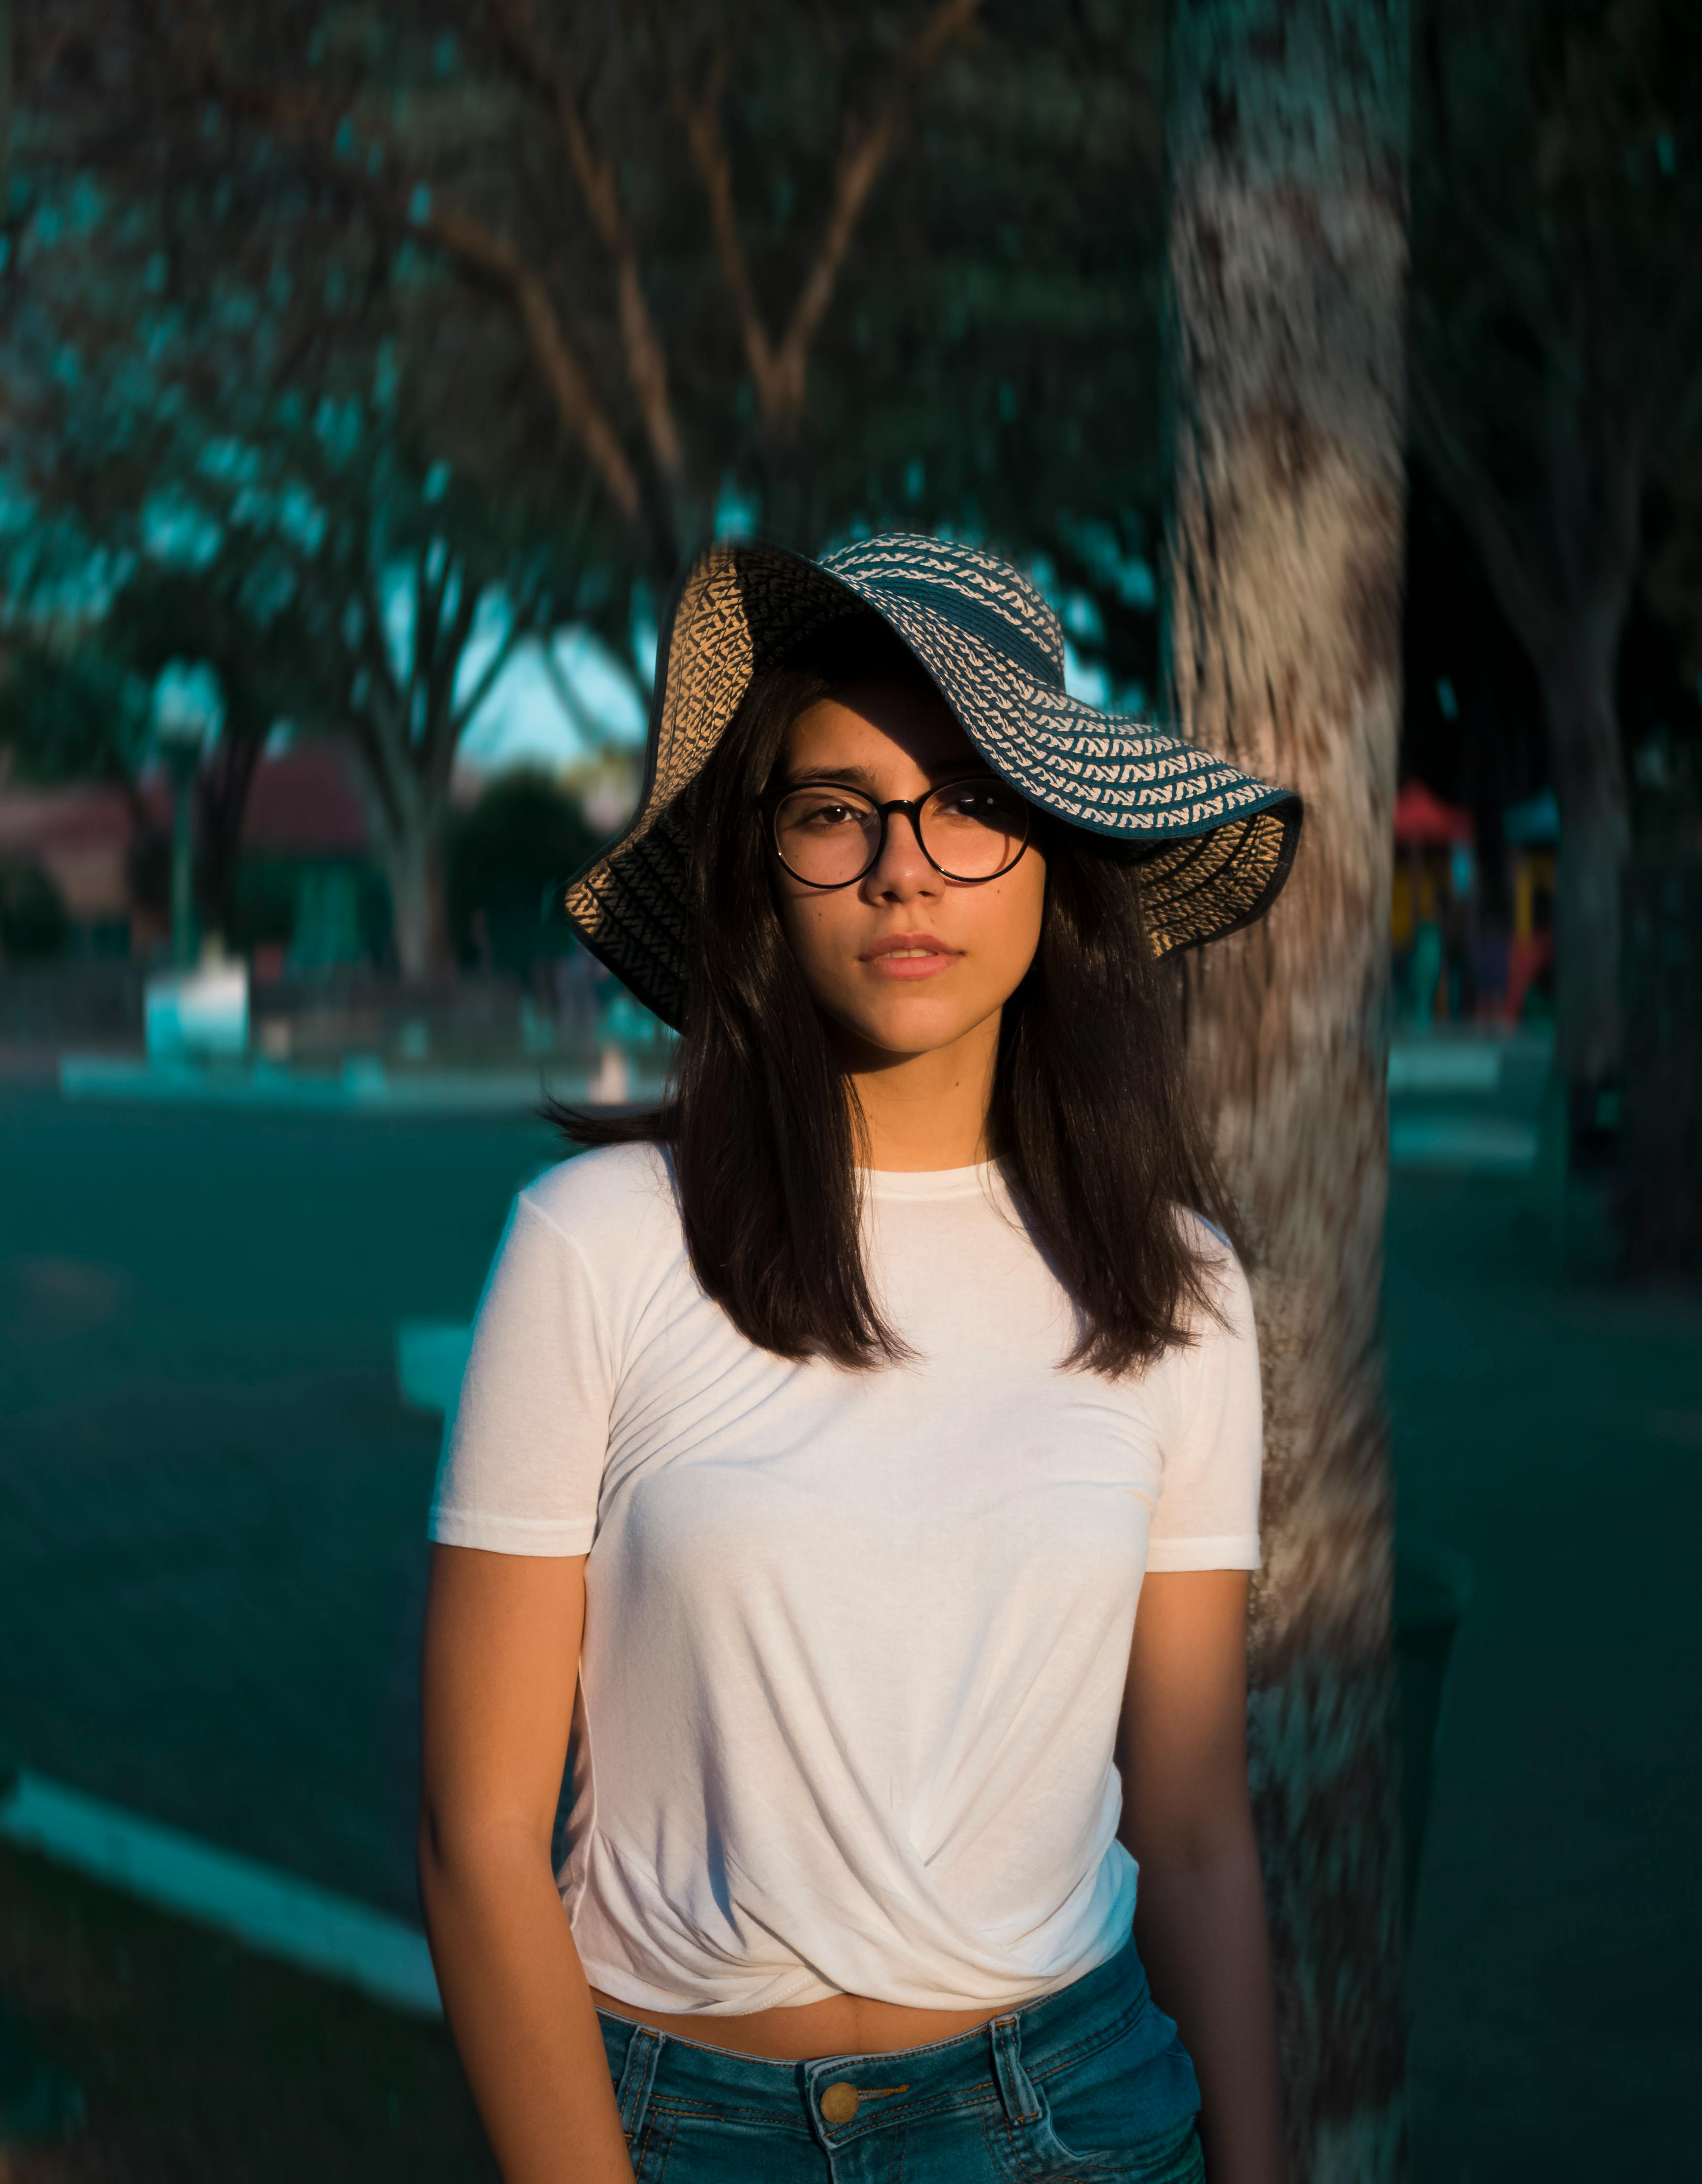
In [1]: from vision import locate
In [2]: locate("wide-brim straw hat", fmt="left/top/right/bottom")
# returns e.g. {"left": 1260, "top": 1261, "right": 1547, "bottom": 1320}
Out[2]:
{"left": 563, "top": 533, "right": 1302, "bottom": 1028}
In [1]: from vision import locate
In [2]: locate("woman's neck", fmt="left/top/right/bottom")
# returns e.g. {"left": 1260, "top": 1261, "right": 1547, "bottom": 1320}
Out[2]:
{"left": 836, "top": 1011, "right": 1001, "bottom": 1172}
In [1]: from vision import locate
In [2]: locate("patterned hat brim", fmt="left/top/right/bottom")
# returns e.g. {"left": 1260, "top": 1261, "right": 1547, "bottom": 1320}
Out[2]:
{"left": 563, "top": 541, "right": 1301, "bottom": 1029}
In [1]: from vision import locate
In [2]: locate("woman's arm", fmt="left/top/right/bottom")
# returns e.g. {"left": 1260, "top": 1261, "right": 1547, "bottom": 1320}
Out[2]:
{"left": 1116, "top": 1570, "right": 1284, "bottom": 2184}
{"left": 419, "top": 1544, "right": 633, "bottom": 2184}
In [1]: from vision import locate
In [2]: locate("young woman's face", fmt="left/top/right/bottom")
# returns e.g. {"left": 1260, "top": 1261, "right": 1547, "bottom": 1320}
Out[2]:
{"left": 771, "top": 682, "right": 1047, "bottom": 1063}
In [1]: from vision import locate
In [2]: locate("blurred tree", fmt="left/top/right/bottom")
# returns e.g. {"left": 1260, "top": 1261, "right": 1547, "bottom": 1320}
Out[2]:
{"left": 1164, "top": 0, "right": 1409, "bottom": 2174}
{"left": 1648, "top": 445, "right": 1702, "bottom": 725}
{"left": 147, "top": 389, "right": 598, "bottom": 980}
{"left": 0, "top": 49, "right": 621, "bottom": 977}
{"left": 1410, "top": 0, "right": 1702, "bottom": 1138}
{"left": 292, "top": 427, "right": 587, "bottom": 981}
{"left": 16, "top": 0, "right": 1172, "bottom": 613}
{"left": 102, "top": 566, "right": 306, "bottom": 947}
{"left": 137, "top": 0, "right": 986, "bottom": 577}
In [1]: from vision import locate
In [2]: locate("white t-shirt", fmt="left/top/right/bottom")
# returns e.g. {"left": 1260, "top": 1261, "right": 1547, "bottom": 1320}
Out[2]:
{"left": 429, "top": 1142, "right": 1262, "bottom": 2016}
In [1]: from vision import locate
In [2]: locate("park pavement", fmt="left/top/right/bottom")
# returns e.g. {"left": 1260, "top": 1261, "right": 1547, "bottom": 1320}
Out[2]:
{"left": 0, "top": 1083, "right": 560, "bottom": 1923}
{"left": 1384, "top": 1171, "right": 1702, "bottom": 2179}
{"left": 0, "top": 1072, "right": 1697, "bottom": 2178}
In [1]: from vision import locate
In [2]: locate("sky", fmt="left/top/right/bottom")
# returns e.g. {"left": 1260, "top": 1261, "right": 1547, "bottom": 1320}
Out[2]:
{"left": 443, "top": 621, "right": 649, "bottom": 776}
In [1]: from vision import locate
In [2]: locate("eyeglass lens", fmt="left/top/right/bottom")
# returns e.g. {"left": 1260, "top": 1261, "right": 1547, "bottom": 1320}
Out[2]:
{"left": 773, "top": 779, "right": 1029, "bottom": 887}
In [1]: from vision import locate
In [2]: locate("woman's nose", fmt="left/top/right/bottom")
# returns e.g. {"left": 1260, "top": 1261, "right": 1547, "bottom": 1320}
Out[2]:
{"left": 863, "top": 805, "right": 939, "bottom": 900}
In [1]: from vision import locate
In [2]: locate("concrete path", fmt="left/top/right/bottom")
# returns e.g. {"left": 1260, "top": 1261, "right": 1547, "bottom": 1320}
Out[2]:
{"left": 57, "top": 1053, "right": 668, "bottom": 1113}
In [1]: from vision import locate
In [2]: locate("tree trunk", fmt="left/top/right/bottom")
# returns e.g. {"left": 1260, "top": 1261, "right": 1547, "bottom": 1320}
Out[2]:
{"left": 381, "top": 802, "right": 449, "bottom": 985}
{"left": 194, "top": 727, "right": 265, "bottom": 947}
{"left": 1538, "top": 630, "right": 1629, "bottom": 1124}
{"left": 1164, "top": 2, "right": 1410, "bottom": 2177}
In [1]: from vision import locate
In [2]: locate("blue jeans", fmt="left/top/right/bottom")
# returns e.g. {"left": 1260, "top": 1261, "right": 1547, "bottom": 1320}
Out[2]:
{"left": 596, "top": 1937, "right": 1203, "bottom": 2181}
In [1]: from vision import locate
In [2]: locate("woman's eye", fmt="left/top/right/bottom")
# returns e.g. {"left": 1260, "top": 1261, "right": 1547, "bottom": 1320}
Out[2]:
{"left": 801, "top": 802, "right": 858, "bottom": 828}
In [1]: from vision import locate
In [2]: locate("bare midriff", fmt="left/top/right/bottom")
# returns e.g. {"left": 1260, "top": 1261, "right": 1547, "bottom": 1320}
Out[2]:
{"left": 588, "top": 1987, "right": 1008, "bottom": 2061}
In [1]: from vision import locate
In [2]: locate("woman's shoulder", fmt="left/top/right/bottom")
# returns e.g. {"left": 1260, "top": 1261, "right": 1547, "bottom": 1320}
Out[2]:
{"left": 1175, "top": 1207, "right": 1243, "bottom": 1274}
{"left": 1172, "top": 1209, "right": 1255, "bottom": 1339}
{"left": 517, "top": 1139, "right": 681, "bottom": 1260}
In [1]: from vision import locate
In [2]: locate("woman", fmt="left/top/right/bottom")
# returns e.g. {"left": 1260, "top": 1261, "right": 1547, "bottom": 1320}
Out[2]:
{"left": 420, "top": 535, "right": 1301, "bottom": 2184}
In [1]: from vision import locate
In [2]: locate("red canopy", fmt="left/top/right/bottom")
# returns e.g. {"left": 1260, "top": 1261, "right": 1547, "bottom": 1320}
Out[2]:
{"left": 1394, "top": 779, "right": 1473, "bottom": 848}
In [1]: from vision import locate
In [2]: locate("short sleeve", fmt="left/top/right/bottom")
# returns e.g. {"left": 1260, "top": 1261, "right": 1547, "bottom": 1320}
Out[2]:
{"left": 1146, "top": 1239, "right": 1263, "bottom": 1572}
{"left": 428, "top": 1191, "right": 615, "bottom": 1556}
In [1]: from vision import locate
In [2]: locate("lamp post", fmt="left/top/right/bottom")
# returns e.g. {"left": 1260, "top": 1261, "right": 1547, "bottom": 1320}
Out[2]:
{"left": 151, "top": 666, "right": 222, "bottom": 967}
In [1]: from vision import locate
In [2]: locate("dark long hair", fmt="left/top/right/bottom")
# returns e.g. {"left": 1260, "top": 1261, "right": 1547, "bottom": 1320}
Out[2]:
{"left": 552, "top": 619, "right": 1239, "bottom": 1376}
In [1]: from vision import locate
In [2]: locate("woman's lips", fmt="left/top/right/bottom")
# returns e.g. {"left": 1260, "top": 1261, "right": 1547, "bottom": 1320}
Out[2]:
{"left": 859, "top": 933, "right": 960, "bottom": 981}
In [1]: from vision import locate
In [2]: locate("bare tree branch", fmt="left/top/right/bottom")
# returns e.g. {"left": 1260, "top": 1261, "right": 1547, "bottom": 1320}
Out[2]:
{"left": 200, "top": 70, "right": 649, "bottom": 532}
{"left": 484, "top": 0, "right": 685, "bottom": 490}
{"left": 446, "top": 610, "right": 526, "bottom": 746}
{"left": 412, "top": 547, "right": 453, "bottom": 718}
{"left": 680, "top": 0, "right": 986, "bottom": 440}
{"left": 536, "top": 635, "right": 612, "bottom": 749}
{"left": 390, "top": 187, "right": 647, "bottom": 532}
{"left": 425, "top": 568, "right": 483, "bottom": 780}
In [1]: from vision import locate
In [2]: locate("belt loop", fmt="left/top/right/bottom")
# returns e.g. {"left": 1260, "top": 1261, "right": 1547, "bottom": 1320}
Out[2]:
{"left": 989, "top": 2012, "right": 1042, "bottom": 2128}
{"left": 614, "top": 2023, "right": 661, "bottom": 2140}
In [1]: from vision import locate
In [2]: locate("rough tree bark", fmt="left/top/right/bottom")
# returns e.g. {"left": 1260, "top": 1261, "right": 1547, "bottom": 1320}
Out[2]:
{"left": 1164, "top": 1, "right": 1410, "bottom": 2177}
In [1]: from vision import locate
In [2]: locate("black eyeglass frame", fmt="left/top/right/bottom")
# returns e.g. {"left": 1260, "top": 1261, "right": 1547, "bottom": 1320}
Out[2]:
{"left": 760, "top": 773, "right": 1034, "bottom": 891}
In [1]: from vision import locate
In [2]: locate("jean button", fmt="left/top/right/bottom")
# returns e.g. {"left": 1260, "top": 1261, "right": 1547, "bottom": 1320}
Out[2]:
{"left": 820, "top": 2081, "right": 860, "bottom": 2126}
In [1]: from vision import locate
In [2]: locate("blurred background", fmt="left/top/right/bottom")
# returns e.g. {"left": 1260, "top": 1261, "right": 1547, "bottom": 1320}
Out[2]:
{"left": 0, "top": 1, "right": 1697, "bottom": 2179}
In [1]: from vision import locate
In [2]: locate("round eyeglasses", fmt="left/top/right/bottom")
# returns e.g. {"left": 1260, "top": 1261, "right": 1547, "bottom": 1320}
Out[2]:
{"left": 766, "top": 775, "right": 1032, "bottom": 890}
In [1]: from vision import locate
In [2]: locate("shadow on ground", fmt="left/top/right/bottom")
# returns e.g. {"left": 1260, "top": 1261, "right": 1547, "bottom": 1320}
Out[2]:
{"left": 1386, "top": 1175, "right": 1702, "bottom": 2180}
{"left": 0, "top": 1844, "right": 494, "bottom": 2184}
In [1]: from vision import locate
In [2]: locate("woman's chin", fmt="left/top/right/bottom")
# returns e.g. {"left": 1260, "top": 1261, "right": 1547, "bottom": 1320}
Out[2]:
{"left": 829, "top": 1000, "right": 996, "bottom": 1065}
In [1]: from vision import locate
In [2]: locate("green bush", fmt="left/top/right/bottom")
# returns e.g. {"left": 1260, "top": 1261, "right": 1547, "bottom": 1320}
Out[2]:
{"left": 0, "top": 861, "right": 72, "bottom": 959}
{"left": 445, "top": 772, "right": 603, "bottom": 976}
{"left": 229, "top": 857, "right": 392, "bottom": 963}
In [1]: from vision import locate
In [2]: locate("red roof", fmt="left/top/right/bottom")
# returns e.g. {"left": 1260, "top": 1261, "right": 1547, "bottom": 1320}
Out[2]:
{"left": 0, "top": 780, "right": 168, "bottom": 854}
{"left": 0, "top": 745, "right": 370, "bottom": 868}
{"left": 1394, "top": 779, "right": 1474, "bottom": 847}
{"left": 242, "top": 743, "right": 370, "bottom": 855}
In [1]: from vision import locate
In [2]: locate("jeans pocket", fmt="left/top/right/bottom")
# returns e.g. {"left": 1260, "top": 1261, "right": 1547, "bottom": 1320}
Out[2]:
{"left": 1025, "top": 2003, "right": 1201, "bottom": 2177}
{"left": 1024, "top": 2110, "right": 1203, "bottom": 2184}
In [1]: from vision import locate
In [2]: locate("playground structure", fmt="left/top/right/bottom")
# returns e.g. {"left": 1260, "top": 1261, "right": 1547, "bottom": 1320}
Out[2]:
{"left": 1392, "top": 781, "right": 1556, "bottom": 1029}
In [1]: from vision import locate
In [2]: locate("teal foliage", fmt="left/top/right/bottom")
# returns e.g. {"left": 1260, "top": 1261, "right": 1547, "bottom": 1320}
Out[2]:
{"left": 0, "top": 646, "right": 151, "bottom": 787}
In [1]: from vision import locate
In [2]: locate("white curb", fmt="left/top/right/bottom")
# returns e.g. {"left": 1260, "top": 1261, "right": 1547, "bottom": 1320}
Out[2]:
{"left": 0, "top": 1770, "right": 441, "bottom": 2019}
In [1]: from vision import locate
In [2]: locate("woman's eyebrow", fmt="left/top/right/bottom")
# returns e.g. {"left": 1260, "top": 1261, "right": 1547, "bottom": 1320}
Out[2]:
{"left": 780, "top": 758, "right": 977, "bottom": 791}
{"left": 781, "top": 764, "right": 882, "bottom": 791}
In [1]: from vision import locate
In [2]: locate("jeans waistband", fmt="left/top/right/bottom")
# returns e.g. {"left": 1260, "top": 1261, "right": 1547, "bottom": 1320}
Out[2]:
{"left": 597, "top": 1937, "right": 1168, "bottom": 2148}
